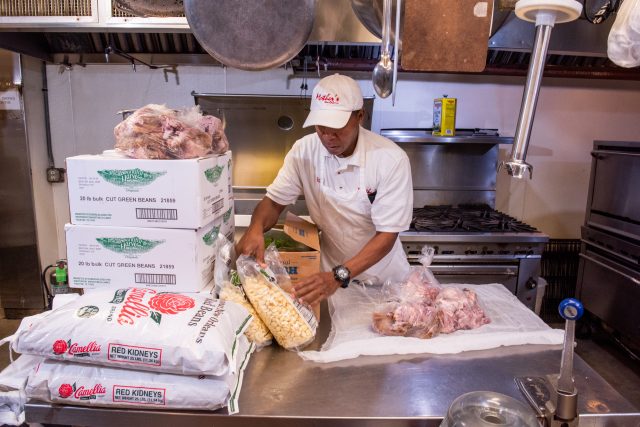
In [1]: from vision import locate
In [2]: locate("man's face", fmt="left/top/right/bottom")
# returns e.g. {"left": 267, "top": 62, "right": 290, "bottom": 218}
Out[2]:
{"left": 315, "top": 110, "right": 364, "bottom": 157}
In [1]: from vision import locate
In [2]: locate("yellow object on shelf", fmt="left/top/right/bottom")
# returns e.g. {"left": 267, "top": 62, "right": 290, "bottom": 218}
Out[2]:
{"left": 432, "top": 96, "right": 457, "bottom": 136}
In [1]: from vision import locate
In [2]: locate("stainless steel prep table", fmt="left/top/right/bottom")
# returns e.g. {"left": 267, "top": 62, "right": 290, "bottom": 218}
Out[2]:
{"left": 26, "top": 304, "right": 640, "bottom": 427}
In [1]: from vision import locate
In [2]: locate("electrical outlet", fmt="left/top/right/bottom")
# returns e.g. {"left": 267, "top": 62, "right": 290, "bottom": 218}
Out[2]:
{"left": 46, "top": 167, "right": 66, "bottom": 183}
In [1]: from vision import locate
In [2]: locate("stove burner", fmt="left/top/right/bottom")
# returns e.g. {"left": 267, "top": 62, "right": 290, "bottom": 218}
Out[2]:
{"left": 411, "top": 204, "right": 539, "bottom": 233}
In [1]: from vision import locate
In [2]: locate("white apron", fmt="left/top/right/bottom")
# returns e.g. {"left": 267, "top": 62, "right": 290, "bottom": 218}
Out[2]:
{"left": 308, "top": 146, "right": 410, "bottom": 285}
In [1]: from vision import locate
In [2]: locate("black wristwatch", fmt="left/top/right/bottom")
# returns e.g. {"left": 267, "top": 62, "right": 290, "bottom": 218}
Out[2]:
{"left": 332, "top": 265, "right": 351, "bottom": 288}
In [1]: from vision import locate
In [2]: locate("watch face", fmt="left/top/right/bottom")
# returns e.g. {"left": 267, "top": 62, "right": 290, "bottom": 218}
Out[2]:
{"left": 335, "top": 266, "right": 349, "bottom": 280}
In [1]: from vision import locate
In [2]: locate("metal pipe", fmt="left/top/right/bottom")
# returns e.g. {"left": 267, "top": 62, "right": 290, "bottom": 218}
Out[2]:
{"left": 41, "top": 60, "right": 54, "bottom": 168}
{"left": 499, "top": 23, "right": 553, "bottom": 179}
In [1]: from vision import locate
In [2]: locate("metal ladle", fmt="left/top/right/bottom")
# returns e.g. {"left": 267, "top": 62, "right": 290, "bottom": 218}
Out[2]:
{"left": 372, "top": 0, "right": 393, "bottom": 98}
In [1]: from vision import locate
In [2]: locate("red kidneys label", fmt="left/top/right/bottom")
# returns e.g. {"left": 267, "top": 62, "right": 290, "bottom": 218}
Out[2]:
{"left": 107, "top": 343, "right": 162, "bottom": 366}
{"left": 113, "top": 385, "right": 166, "bottom": 406}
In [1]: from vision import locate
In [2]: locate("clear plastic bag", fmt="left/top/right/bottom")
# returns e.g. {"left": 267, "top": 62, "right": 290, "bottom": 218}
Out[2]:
{"left": 236, "top": 245, "right": 318, "bottom": 351}
{"left": 380, "top": 246, "right": 440, "bottom": 304}
{"left": 373, "top": 246, "right": 442, "bottom": 338}
{"left": 607, "top": 0, "right": 640, "bottom": 67}
{"left": 114, "top": 104, "right": 229, "bottom": 159}
{"left": 214, "top": 235, "right": 273, "bottom": 348}
{"left": 372, "top": 246, "right": 490, "bottom": 339}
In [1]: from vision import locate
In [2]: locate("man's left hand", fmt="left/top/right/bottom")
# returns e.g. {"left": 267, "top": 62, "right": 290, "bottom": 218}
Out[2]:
{"left": 292, "top": 272, "right": 341, "bottom": 306}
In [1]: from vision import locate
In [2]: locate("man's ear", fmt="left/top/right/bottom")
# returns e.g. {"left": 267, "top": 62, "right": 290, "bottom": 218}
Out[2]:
{"left": 356, "top": 109, "right": 365, "bottom": 124}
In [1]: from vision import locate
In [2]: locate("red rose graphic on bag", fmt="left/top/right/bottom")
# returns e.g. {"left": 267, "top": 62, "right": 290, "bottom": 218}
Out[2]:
{"left": 148, "top": 294, "right": 195, "bottom": 315}
{"left": 58, "top": 383, "right": 73, "bottom": 398}
{"left": 53, "top": 339, "right": 68, "bottom": 355}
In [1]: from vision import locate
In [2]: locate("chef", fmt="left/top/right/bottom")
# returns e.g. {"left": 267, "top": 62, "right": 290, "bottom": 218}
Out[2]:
{"left": 236, "top": 74, "right": 412, "bottom": 305}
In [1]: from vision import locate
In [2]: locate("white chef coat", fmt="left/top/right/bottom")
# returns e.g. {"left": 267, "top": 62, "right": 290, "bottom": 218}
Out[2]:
{"left": 266, "top": 126, "right": 413, "bottom": 284}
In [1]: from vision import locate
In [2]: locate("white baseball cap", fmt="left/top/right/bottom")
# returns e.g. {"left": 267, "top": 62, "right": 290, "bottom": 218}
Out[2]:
{"left": 303, "top": 74, "right": 364, "bottom": 129}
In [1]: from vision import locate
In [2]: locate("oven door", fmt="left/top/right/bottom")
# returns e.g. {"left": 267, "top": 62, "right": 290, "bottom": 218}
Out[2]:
{"left": 415, "top": 262, "right": 519, "bottom": 294}
{"left": 577, "top": 244, "right": 640, "bottom": 345}
{"left": 587, "top": 147, "right": 640, "bottom": 237}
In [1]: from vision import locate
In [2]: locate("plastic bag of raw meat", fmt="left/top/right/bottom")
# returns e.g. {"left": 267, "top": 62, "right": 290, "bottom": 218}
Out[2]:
{"left": 114, "top": 104, "right": 229, "bottom": 159}
{"left": 379, "top": 246, "right": 440, "bottom": 304}
{"left": 372, "top": 246, "right": 490, "bottom": 339}
{"left": 372, "top": 246, "right": 442, "bottom": 338}
{"left": 8, "top": 288, "right": 252, "bottom": 376}
{"left": 236, "top": 245, "right": 318, "bottom": 351}
{"left": 214, "top": 235, "right": 273, "bottom": 348}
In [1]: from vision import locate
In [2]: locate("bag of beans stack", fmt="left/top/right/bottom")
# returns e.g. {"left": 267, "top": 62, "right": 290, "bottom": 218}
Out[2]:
{"left": 25, "top": 336, "right": 254, "bottom": 414}
{"left": 10, "top": 288, "right": 252, "bottom": 376}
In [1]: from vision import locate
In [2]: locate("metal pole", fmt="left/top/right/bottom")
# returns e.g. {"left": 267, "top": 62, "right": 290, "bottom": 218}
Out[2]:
{"left": 500, "top": 23, "right": 552, "bottom": 179}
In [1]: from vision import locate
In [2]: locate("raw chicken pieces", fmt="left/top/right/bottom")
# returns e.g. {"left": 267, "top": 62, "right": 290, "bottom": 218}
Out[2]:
{"left": 434, "top": 287, "right": 490, "bottom": 334}
{"left": 372, "top": 271, "right": 490, "bottom": 339}
{"left": 114, "top": 104, "right": 229, "bottom": 159}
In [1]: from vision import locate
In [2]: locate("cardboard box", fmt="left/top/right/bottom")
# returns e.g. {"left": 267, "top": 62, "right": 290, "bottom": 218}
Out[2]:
{"left": 67, "top": 151, "right": 232, "bottom": 229}
{"left": 432, "top": 96, "right": 457, "bottom": 136}
{"left": 265, "top": 212, "right": 320, "bottom": 283}
{"left": 65, "top": 220, "right": 233, "bottom": 293}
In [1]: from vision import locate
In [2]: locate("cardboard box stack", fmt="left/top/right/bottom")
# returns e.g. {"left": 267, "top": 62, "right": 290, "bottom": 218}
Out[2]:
{"left": 65, "top": 151, "right": 234, "bottom": 293}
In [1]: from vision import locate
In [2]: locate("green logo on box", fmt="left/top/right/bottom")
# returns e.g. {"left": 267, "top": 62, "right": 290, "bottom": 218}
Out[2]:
{"left": 223, "top": 207, "right": 232, "bottom": 223}
{"left": 204, "top": 165, "right": 223, "bottom": 183}
{"left": 202, "top": 225, "right": 220, "bottom": 246}
{"left": 96, "top": 237, "right": 164, "bottom": 254}
{"left": 97, "top": 169, "right": 166, "bottom": 188}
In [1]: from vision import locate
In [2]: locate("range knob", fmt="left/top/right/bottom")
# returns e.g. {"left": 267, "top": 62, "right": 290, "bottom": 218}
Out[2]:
{"left": 525, "top": 278, "right": 537, "bottom": 290}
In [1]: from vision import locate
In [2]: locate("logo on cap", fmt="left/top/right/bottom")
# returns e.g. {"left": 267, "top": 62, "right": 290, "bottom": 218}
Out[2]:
{"left": 315, "top": 93, "right": 340, "bottom": 105}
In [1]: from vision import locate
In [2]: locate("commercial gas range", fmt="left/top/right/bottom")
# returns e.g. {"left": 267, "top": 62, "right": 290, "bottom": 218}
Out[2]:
{"left": 381, "top": 129, "right": 549, "bottom": 311}
{"left": 400, "top": 204, "right": 549, "bottom": 310}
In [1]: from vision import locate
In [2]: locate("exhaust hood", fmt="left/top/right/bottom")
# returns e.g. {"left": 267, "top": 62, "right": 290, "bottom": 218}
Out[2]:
{"left": 0, "top": 0, "right": 637, "bottom": 80}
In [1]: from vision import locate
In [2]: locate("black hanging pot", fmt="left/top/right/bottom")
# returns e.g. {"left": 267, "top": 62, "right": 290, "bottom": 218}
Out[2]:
{"left": 184, "top": 0, "right": 316, "bottom": 71}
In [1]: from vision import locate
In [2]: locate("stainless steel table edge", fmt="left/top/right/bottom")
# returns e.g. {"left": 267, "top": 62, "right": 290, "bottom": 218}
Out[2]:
{"left": 25, "top": 346, "right": 640, "bottom": 427}
{"left": 25, "top": 402, "right": 447, "bottom": 427}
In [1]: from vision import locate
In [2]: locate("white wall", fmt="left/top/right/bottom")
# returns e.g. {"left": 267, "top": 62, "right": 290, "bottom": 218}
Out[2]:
{"left": 23, "top": 63, "right": 640, "bottom": 266}
{"left": 22, "top": 57, "right": 59, "bottom": 271}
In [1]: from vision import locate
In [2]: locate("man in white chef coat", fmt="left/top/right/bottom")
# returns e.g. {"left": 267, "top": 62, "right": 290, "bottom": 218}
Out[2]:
{"left": 236, "top": 74, "right": 412, "bottom": 305}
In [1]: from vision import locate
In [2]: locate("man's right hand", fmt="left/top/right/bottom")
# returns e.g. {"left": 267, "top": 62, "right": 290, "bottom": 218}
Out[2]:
{"left": 235, "top": 196, "right": 287, "bottom": 265}
{"left": 235, "top": 226, "right": 266, "bottom": 264}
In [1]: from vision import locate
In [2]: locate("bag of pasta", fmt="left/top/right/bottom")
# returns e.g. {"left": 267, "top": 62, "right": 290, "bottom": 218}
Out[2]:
{"left": 236, "top": 245, "right": 317, "bottom": 351}
{"left": 214, "top": 235, "right": 273, "bottom": 348}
